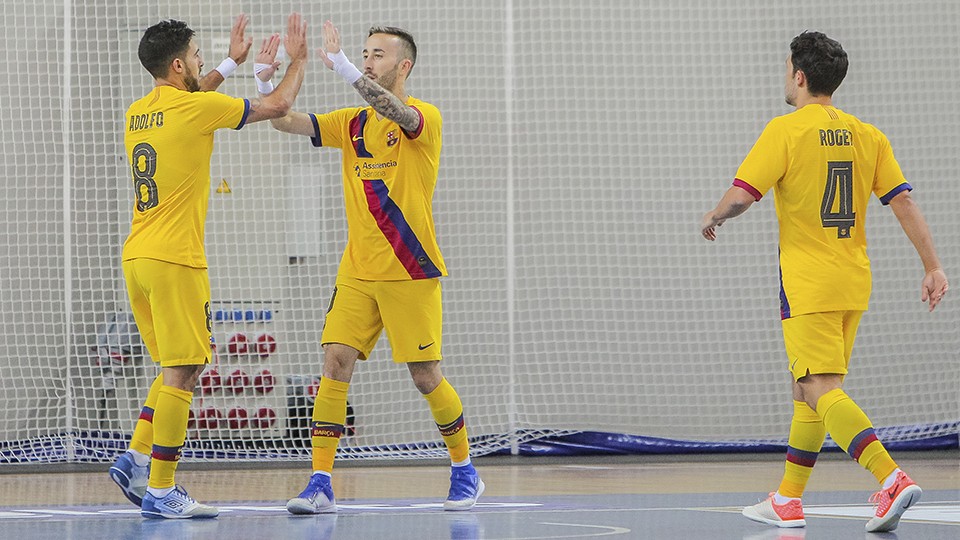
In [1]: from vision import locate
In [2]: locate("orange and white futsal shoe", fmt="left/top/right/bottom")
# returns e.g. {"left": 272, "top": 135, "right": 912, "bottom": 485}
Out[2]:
{"left": 742, "top": 493, "right": 806, "bottom": 528}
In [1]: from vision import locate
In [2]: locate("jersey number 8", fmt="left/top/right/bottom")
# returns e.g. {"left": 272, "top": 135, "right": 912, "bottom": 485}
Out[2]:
{"left": 131, "top": 142, "right": 159, "bottom": 212}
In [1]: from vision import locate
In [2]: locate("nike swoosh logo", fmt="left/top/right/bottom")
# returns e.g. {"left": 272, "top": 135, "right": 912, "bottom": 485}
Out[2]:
{"left": 352, "top": 135, "right": 363, "bottom": 141}
{"left": 418, "top": 342, "right": 434, "bottom": 350}
{"left": 791, "top": 358, "right": 799, "bottom": 370}
{"left": 887, "top": 484, "right": 902, "bottom": 500}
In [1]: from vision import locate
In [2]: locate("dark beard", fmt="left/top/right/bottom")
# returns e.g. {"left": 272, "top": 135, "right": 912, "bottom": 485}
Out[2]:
{"left": 184, "top": 74, "right": 201, "bottom": 92}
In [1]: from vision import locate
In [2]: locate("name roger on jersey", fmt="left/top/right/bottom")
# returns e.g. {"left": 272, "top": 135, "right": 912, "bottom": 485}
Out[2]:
{"left": 819, "top": 128, "right": 852, "bottom": 147}
{"left": 129, "top": 112, "right": 164, "bottom": 132}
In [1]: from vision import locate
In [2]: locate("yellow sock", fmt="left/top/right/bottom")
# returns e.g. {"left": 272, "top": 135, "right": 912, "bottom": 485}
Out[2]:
{"left": 148, "top": 385, "right": 193, "bottom": 489}
{"left": 817, "top": 388, "right": 898, "bottom": 484}
{"left": 311, "top": 378, "right": 349, "bottom": 473}
{"left": 424, "top": 378, "right": 470, "bottom": 463}
{"left": 778, "top": 400, "right": 825, "bottom": 498}
{"left": 130, "top": 373, "right": 164, "bottom": 456}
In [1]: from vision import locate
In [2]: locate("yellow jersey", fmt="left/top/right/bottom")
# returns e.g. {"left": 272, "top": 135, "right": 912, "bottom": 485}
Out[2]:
{"left": 122, "top": 86, "right": 249, "bottom": 268}
{"left": 310, "top": 97, "right": 447, "bottom": 280}
{"left": 734, "top": 104, "right": 910, "bottom": 318}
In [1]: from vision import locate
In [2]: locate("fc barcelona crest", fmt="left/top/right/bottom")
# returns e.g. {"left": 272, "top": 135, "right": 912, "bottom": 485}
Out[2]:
{"left": 386, "top": 130, "right": 399, "bottom": 147}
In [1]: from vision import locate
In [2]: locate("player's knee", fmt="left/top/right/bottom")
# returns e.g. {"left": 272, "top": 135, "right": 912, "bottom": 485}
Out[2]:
{"left": 797, "top": 373, "right": 843, "bottom": 410}
{"left": 408, "top": 361, "right": 442, "bottom": 394}
{"left": 163, "top": 364, "right": 205, "bottom": 392}
{"left": 322, "top": 344, "right": 359, "bottom": 381}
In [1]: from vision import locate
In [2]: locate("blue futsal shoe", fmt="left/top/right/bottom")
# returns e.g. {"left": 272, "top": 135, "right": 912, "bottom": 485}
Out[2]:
{"left": 287, "top": 473, "right": 337, "bottom": 514}
{"left": 141, "top": 485, "right": 218, "bottom": 519}
{"left": 444, "top": 464, "right": 485, "bottom": 511}
{"left": 109, "top": 451, "right": 149, "bottom": 507}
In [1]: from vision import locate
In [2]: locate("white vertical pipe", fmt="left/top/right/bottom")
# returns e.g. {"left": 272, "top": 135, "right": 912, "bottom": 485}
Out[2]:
{"left": 62, "top": 0, "right": 76, "bottom": 462}
{"left": 504, "top": 0, "right": 518, "bottom": 456}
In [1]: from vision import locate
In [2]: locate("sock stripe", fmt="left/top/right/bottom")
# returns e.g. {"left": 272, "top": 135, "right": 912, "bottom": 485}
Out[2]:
{"left": 437, "top": 414, "right": 465, "bottom": 437}
{"left": 311, "top": 421, "right": 345, "bottom": 439}
{"left": 847, "top": 427, "right": 878, "bottom": 462}
{"left": 138, "top": 406, "right": 154, "bottom": 423}
{"left": 151, "top": 444, "right": 182, "bottom": 462}
{"left": 785, "top": 446, "right": 819, "bottom": 468}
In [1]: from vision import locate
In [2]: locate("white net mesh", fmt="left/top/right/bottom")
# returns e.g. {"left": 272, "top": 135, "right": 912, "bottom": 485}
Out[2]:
{"left": 1, "top": 0, "right": 956, "bottom": 463}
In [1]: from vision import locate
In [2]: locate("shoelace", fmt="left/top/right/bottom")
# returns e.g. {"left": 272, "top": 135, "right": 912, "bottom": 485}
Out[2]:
{"left": 867, "top": 489, "right": 890, "bottom": 514}
{"left": 302, "top": 476, "right": 330, "bottom": 499}
{"left": 172, "top": 485, "right": 197, "bottom": 504}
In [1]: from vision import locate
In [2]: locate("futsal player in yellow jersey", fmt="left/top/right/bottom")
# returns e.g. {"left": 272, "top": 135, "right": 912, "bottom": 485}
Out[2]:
{"left": 108, "top": 13, "right": 311, "bottom": 519}
{"left": 255, "top": 21, "right": 483, "bottom": 514}
{"left": 701, "top": 32, "right": 949, "bottom": 533}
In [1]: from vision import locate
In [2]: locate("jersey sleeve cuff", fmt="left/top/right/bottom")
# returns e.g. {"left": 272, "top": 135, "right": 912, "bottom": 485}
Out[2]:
{"left": 309, "top": 113, "right": 322, "bottom": 147}
{"left": 235, "top": 99, "right": 251, "bottom": 130}
{"left": 879, "top": 182, "right": 912, "bottom": 205}
{"left": 401, "top": 106, "right": 425, "bottom": 139}
{"left": 733, "top": 178, "right": 762, "bottom": 201}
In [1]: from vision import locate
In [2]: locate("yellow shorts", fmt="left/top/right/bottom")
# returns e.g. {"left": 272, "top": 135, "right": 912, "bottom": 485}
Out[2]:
{"left": 782, "top": 310, "right": 863, "bottom": 381}
{"left": 123, "top": 258, "right": 212, "bottom": 367}
{"left": 321, "top": 276, "right": 443, "bottom": 363}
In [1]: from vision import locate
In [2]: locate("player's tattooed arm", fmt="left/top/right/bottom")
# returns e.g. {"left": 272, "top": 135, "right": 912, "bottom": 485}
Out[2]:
{"left": 247, "top": 96, "right": 264, "bottom": 116}
{"left": 352, "top": 76, "right": 421, "bottom": 133}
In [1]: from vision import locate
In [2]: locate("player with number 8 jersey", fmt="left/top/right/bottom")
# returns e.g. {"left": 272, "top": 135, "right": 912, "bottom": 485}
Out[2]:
{"left": 112, "top": 13, "right": 310, "bottom": 519}
{"left": 123, "top": 84, "right": 249, "bottom": 268}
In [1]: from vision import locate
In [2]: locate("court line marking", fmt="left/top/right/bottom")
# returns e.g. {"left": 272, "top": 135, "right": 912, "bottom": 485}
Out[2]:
{"left": 2, "top": 500, "right": 957, "bottom": 525}
{"left": 493, "top": 522, "right": 632, "bottom": 539}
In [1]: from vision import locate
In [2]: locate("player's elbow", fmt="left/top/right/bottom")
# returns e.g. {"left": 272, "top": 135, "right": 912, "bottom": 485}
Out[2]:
{"left": 266, "top": 96, "right": 294, "bottom": 119}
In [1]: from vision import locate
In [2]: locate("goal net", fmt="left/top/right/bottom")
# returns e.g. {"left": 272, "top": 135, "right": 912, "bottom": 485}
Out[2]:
{"left": 1, "top": 0, "right": 956, "bottom": 464}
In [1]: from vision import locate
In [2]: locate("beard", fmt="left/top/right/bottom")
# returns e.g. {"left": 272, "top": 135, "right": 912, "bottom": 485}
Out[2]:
{"left": 184, "top": 73, "right": 201, "bottom": 92}
{"left": 784, "top": 89, "right": 796, "bottom": 107}
{"left": 376, "top": 65, "right": 401, "bottom": 93}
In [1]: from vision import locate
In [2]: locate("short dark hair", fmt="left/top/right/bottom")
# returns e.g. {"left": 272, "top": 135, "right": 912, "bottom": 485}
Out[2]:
{"left": 368, "top": 26, "right": 417, "bottom": 74}
{"left": 789, "top": 31, "right": 848, "bottom": 96}
{"left": 138, "top": 19, "right": 195, "bottom": 79}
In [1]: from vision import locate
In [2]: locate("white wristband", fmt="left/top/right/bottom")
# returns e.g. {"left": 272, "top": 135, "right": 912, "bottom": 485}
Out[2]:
{"left": 256, "top": 78, "right": 275, "bottom": 95}
{"left": 253, "top": 63, "right": 275, "bottom": 95}
{"left": 327, "top": 49, "right": 363, "bottom": 84}
{"left": 215, "top": 57, "right": 238, "bottom": 79}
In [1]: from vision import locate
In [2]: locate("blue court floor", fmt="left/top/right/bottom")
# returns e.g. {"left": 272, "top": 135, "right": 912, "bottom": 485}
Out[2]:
{"left": 0, "top": 491, "right": 957, "bottom": 539}
{"left": 0, "top": 455, "right": 957, "bottom": 539}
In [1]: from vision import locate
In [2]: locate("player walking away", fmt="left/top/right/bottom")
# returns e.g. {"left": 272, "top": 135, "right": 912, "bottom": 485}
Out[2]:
{"left": 253, "top": 20, "right": 483, "bottom": 514}
{"left": 108, "top": 13, "right": 310, "bottom": 519}
{"left": 700, "top": 31, "right": 948, "bottom": 533}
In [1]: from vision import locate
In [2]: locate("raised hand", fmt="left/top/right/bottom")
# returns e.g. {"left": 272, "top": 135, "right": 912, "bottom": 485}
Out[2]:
{"left": 255, "top": 34, "right": 282, "bottom": 82}
{"left": 318, "top": 20, "right": 343, "bottom": 70}
{"left": 228, "top": 13, "right": 253, "bottom": 64}
{"left": 283, "top": 12, "right": 308, "bottom": 63}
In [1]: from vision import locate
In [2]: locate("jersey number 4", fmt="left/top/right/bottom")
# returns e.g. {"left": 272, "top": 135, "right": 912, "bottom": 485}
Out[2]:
{"left": 820, "top": 161, "right": 855, "bottom": 239}
{"left": 131, "top": 142, "right": 159, "bottom": 212}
